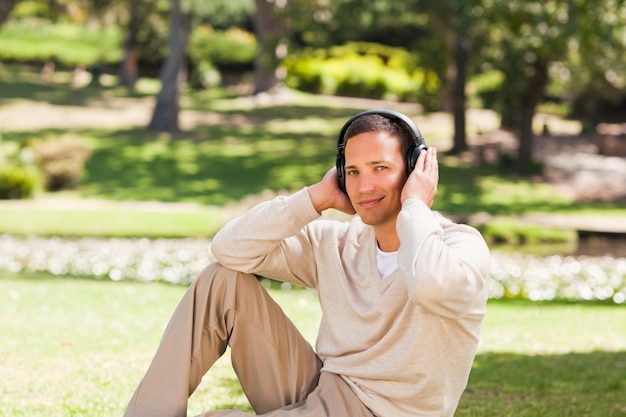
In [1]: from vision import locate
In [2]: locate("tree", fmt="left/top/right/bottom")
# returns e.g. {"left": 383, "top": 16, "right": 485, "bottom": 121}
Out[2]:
{"left": 148, "top": 0, "right": 190, "bottom": 132}
{"left": 482, "top": 0, "right": 626, "bottom": 173}
{"left": 145, "top": 0, "right": 253, "bottom": 131}
{"left": 252, "top": 0, "right": 288, "bottom": 93}
{"left": 118, "top": 0, "right": 151, "bottom": 88}
{"left": 0, "top": 0, "right": 19, "bottom": 26}
{"left": 415, "top": 0, "right": 475, "bottom": 154}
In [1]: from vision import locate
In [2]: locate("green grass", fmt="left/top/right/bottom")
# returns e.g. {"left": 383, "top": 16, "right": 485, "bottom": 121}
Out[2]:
{"left": 0, "top": 203, "right": 224, "bottom": 238}
{"left": 458, "top": 301, "right": 626, "bottom": 415}
{"left": 0, "top": 19, "right": 122, "bottom": 66}
{"left": 1, "top": 273, "right": 625, "bottom": 416}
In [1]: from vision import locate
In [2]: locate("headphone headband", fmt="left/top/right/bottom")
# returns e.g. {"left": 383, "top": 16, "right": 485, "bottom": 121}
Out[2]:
{"left": 336, "top": 109, "right": 427, "bottom": 194}
{"left": 337, "top": 109, "right": 424, "bottom": 152}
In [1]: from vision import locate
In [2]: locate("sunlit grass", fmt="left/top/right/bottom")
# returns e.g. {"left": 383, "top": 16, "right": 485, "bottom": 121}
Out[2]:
{"left": 1, "top": 273, "right": 625, "bottom": 417}
{"left": 0, "top": 204, "right": 224, "bottom": 238}
{"left": 0, "top": 19, "right": 122, "bottom": 66}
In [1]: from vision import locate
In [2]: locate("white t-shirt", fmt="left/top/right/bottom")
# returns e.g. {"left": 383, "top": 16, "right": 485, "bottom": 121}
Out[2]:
{"left": 375, "top": 245, "right": 398, "bottom": 279}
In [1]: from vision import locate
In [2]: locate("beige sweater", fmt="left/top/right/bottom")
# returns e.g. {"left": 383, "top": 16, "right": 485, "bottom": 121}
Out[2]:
{"left": 211, "top": 188, "right": 490, "bottom": 417}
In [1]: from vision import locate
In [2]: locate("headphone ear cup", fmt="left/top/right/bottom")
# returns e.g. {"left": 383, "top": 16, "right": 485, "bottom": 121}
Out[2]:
{"left": 406, "top": 143, "right": 427, "bottom": 175}
{"left": 406, "top": 145, "right": 419, "bottom": 175}
{"left": 336, "top": 155, "right": 347, "bottom": 193}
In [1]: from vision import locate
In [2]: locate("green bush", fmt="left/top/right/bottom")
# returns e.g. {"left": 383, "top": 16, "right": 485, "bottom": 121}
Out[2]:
{"left": 29, "top": 136, "right": 92, "bottom": 191}
{"left": 284, "top": 42, "right": 440, "bottom": 107}
{"left": 188, "top": 25, "right": 257, "bottom": 87}
{"left": 0, "top": 163, "right": 41, "bottom": 199}
{"left": 468, "top": 70, "right": 505, "bottom": 109}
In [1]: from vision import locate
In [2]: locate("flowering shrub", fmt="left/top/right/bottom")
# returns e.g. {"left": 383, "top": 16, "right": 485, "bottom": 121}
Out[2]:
{"left": 1, "top": 234, "right": 624, "bottom": 303}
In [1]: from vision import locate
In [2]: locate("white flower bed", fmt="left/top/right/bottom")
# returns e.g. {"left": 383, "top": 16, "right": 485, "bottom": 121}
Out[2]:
{"left": 489, "top": 252, "right": 626, "bottom": 303}
{"left": 0, "top": 234, "right": 212, "bottom": 285}
{"left": 1, "top": 234, "right": 625, "bottom": 303}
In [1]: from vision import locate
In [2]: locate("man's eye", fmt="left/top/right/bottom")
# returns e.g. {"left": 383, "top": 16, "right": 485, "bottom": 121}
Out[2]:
{"left": 346, "top": 170, "right": 358, "bottom": 176}
{"left": 376, "top": 166, "right": 387, "bottom": 171}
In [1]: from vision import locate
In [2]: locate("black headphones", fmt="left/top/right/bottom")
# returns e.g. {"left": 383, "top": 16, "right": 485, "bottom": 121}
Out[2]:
{"left": 336, "top": 109, "right": 427, "bottom": 194}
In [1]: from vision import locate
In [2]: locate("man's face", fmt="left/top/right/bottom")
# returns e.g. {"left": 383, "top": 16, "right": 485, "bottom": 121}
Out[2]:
{"left": 344, "top": 131, "right": 406, "bottom": 229}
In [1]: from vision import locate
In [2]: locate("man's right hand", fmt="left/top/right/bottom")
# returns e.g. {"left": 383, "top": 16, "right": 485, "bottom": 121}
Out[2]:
{"left": 307, "top": 167, "right": 356, "bottom": 215}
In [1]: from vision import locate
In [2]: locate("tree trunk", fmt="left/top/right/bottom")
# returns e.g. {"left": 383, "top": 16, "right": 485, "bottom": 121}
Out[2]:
{"left": 119, "top": 45, "right": 140, "bottom": 88}
{"left": 118, "top": 0, "right": 143, "bottom": 88}
{"left": 253, "top": 0, "right": 287, "bottom": 94}
{"left": 148, "top": 0, "right": 190, "bottom": 133}
{"left": 450, "top": 29, "right": 470, "bottom": 154}
{"left": 0, "top": 0, "right": 18, "bottom": 26}
{"left": 515, "top": 60, "right": 548, "bottom": 174}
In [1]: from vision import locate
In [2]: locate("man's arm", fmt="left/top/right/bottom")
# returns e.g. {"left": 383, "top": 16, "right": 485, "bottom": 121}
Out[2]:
{"left": 397, "top": 200, "right": 489, "bottom": 319}
{"left": 398, "top": 147, "right": 489, "bottom": 318}
{"left": 211, "top": 168, "right": 352, "bottom": 286}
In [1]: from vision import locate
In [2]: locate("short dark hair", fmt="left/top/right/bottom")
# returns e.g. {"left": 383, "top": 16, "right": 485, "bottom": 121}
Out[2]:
{"left": 344, "top": 113, "right": 414, "bottom": 159}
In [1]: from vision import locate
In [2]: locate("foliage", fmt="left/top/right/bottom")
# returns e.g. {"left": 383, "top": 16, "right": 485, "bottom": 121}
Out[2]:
{"left": 189, "top": 26, "right": 257, "bottom": 67}
{"left": 186, "top": 0, "right": 254, "bottom": 30}
{"left": 284, "top": 42, "right": 440, "bottom": 107}
{"left": 0, "top": 138, "right": 41, "bottom": 199}
{"left": 187, "top": 25, "right": 257, "bottom": 88}
{"left": 0, "top": 163, "right": 41, "bottom": 199}
{"left": 468, "top": 70, "right": 505, "bottom": 108}
{"left": 478, "top": 0, "right": 626, "bottom": 124}
{"left": 28, "top": 135, "right": 92, "bottom": 191}
{"left": 284, "top": 0, "right": 425, "bottom": 50}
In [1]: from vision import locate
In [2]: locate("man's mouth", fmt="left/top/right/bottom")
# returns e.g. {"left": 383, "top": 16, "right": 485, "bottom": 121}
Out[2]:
{"left": 358, "top": 197, "right": 383, "bottom": 208}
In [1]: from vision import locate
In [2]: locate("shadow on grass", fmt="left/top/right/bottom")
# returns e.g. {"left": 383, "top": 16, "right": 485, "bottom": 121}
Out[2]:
{"left": 424, "top": 159, "right": 589, "bottom": 216}
{"left": 458, "top": 350, "right": 626, "bottom": 416}
{"left": 0, "top": 78, "right": 151, "bottom": 107}
{"left": 4, "top": 122, "right": 623, "bottom": 215}
{"left": 208, "top": 103, "right": 377, "bottom": 123}
{"left": 82, "top": 125, "right": 338, "bottom": 204}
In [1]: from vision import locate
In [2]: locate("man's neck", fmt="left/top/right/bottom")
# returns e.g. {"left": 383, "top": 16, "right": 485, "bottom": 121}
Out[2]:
{"left": 374, "top": 224, "right": 400, "bottom": 252}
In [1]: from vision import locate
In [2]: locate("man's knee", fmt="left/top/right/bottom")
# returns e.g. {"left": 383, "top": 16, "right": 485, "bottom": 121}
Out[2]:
{"left": 194, "top": 262, "right": 243, "bottom": 284}
{"left": 193, "top": 262, "right": 263, "bottom": 300}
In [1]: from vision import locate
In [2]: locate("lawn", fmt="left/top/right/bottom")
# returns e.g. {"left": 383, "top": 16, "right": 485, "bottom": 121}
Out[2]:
{"left": 1, "top": 273, "right": 625, "bottom": 417}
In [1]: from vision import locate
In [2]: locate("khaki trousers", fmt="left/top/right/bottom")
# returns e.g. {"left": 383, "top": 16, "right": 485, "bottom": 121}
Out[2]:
{"left": 123, "top": 263, "right": 374, "bottom": 417}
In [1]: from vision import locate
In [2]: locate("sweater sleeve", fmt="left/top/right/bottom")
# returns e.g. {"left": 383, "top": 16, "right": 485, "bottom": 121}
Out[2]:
{"left": 210, "top": 187, "right": 322, "bottom": 288}
{"left": 397, "top": 198, "right": 490, "bottom": 319}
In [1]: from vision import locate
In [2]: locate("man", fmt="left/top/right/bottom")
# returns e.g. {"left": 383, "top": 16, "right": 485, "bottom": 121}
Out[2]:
{"left": 123, "top": 109, "right": 490, "bottom": 417}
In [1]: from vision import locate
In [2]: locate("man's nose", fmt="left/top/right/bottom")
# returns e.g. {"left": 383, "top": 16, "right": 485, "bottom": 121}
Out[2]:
{"left": 358, "top": 173, "right": 375, "bottom": 193}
